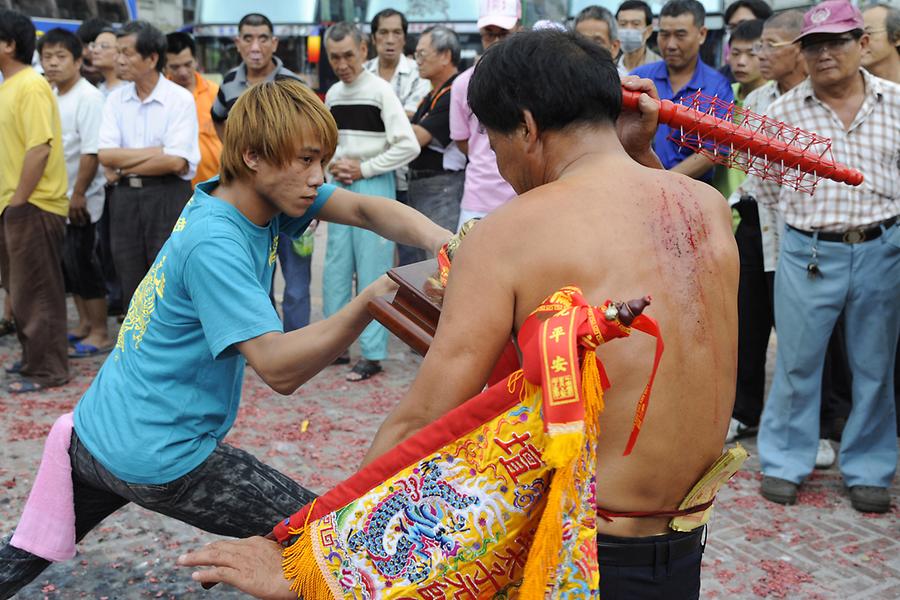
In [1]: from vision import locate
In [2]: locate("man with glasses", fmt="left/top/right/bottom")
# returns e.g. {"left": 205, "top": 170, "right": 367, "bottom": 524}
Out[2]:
{"left": 405, "top": 26, "right": 465, "bottom": 262}
{"left": 616, "top": 0, "right": 661, "bottom": 73}
{"left": 724, "top": 10, "right": 806, "bottom": 446}
{"left": 862, "top": 2, "right": 900, "bottom": 83}
{"left": 449, "top": 0, "right": 519, "bottom": 229}
{"left": 755, "top": 0, "right": 900, "bottom": 515}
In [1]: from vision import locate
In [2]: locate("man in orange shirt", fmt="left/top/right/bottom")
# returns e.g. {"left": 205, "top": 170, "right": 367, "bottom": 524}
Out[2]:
{"left": 165, "top": 32, "right": 221, "bottom": 186}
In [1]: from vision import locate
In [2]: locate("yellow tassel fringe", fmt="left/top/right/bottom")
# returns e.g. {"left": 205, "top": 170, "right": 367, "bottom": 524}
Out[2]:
{"left": 282, "top": 531, "right": 334, "bottom": 599}
{"left": 519, "top": 350, "right": 606, "bottom": 598}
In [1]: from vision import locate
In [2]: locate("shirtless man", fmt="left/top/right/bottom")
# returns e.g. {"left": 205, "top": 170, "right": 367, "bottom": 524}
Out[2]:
{"left": 179, "top": 31, "right": 738, "bottom": 599}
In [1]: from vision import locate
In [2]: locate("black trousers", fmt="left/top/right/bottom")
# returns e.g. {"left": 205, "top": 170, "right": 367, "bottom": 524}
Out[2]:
{"left": 108, "top": 177, "right": 191, "bottom": 311}
{"left": 597, "top": 527, "right": 705, "bottom": 599}
{"left": 732, "top": 199, "right": 774, "bottom": 427}
{"left": 62, "top": 222, "right": 107, "bottom": 300}
{"left": 0, "top": 431, "right": 316, "bottom": 599}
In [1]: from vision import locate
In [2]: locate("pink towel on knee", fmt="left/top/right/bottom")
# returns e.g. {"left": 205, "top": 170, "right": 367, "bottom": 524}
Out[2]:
{"left": 10, "top": 412, "right": 76, "bottom": 562}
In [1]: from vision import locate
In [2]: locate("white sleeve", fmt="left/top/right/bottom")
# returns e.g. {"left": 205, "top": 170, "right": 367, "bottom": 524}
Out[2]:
{"left": 77, "top": 88, "right": 104, "bottom": 155}
{"left": 359, "top": 88, "right": 420, "bottom": 179}
{"left": 163, "top": 87, "right": 201, "bottom": 180}
{"left": 97, "top": 93, "right": 122, "bottom": 150}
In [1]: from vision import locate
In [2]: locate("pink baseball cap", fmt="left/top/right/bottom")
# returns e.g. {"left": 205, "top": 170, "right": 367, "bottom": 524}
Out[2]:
{"left": 795, "top": 0, "right": 864, "bottom": 42}
{"left": 478, "top": 0, "right": 521, "bottom": 31}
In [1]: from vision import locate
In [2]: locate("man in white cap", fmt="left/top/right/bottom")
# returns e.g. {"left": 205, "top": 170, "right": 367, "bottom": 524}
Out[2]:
{"left": 448, "top": 0, "right": 521, "bottom": 230}
{"left": 755, "top": 0, "right": 900, "bottom": 514}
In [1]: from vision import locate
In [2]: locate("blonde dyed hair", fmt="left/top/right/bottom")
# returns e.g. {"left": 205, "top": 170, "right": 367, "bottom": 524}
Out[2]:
{"left": 221, "top": 79, "right": 338, "bottom": 185}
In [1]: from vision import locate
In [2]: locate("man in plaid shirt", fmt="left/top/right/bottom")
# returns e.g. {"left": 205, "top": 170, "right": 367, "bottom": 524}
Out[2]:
{"left": 755, "top": 0, "right": 900, "bottom": 514}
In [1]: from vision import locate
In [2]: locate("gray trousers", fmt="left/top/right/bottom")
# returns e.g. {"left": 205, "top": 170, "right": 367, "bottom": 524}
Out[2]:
{"left": 404, "top": 171, "right": 465, "bottom": 263}
{"left": 108, "top": 178, "right": 192, "bottom": 310}
{"left": 0, "top": 431, "right": 316, "bottom": 599}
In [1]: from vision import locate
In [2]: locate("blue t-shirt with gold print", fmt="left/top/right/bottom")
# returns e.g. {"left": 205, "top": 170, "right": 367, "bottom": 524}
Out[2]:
{"left": 74, "top": 177, "right": 335, "bottom": 484}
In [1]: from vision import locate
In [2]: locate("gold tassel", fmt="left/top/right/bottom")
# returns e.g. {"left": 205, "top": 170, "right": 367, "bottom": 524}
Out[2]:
{"left": 281, "top": 531, "right": 334, "bottom": 599}
{"left": 582, "top": 349, "right": 605, "bottom": 438}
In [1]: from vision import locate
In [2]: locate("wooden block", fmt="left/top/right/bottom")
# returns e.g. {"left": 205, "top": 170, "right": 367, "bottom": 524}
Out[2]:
{"left": 367, "top": 260, "right": 442, "bottom": 356}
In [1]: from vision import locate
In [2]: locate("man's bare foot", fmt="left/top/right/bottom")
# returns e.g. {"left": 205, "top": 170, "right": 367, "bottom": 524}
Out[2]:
{"left": 69, "top": 335, "right": 115, "bottom": 358}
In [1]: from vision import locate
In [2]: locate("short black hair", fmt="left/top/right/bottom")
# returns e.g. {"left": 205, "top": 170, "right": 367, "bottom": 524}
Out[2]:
{"left": 166, "top": 31, "right": 195, "bottom": 57}
{"left": 724, "top": 0, "right": 773, "bottom": 25}
{"left": 616, "top": 0, "right": 654, "bottom": 27}
{"left": 731, "top": 18, "right": 764, "bottom": 42}
{"left": 469, "top": 30, "right": 621, "bottom": 135}
{"left": 371, "top": 8, "right": 408, "bottom": 37}
{"left": 117, "top": 20, "right": 167, "bottom": 71}
{"left": 76, "top": 18, "right": 112, "bottom": 45}
{"left": 238, "top": 13, "right": 274, "bottom": 35}
{"left": 0, "top": 9, "right": 36, "bottom": 64}
{"left": 660, "top": 0, "right": 706, "bottom": 28}
{"left": 37, "top": 27, "right": 83, "bottom": 60}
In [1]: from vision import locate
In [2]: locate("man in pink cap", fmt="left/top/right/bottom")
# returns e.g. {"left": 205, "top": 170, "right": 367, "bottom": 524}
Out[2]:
{"left": 755, "top": 0, "right": 900, "bottom": 514}
{"left": 448, "top": 0, "right": 521, "bottom": 230}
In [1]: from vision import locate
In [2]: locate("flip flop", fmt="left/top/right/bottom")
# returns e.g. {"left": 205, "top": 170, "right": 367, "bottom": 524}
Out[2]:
{"left": 346, "top": 359, "right": 382, "bottom": 382}
{"left": 8, "top": 379, "right": 44, "bottom": 394}
{"left": 4, "top": 360, "right": 22, "bottom": 374}
{"left": 69, "top": 342, "right": 114, "bottom": 359}
{"left": 332, "top": 352, "right": 351, "bottom": 366}
{"left": 67, "top": 333, "right": 86, "bottom": 345}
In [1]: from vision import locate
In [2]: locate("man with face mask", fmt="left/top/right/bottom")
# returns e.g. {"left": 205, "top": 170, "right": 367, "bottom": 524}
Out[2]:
{"left": 616, "top": 0, "right": 662, "bottom": 73}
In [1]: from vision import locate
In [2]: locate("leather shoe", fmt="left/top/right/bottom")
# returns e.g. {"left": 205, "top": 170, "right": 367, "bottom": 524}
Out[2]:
{"left": 760, "top": 476, "right": 798, "bottom": 505}
{"left": 849, "top": 486, "right": 890, "bottom": 513}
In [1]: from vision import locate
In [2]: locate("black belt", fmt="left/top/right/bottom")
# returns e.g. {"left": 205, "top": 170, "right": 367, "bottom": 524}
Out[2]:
{"left": 788, "top": 216, "right": 897, "bottom": 244}
{"left": 596, "top": 526, "right": 705, "bottom": 567}
{"left": 410, "top": 169, "right": 453, "bottom": 180}
{"left": 118, "top": 175, "right": 184, "bottom": 189}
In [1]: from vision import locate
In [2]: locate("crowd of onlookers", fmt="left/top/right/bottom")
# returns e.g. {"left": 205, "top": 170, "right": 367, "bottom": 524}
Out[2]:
{"left": 0, "top": 0, "right": 897, "bottom": 512}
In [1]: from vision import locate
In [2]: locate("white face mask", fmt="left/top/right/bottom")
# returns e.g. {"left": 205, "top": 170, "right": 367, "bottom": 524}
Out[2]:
{"left": 619, "top": 28, "right": 645, "bottom": 53}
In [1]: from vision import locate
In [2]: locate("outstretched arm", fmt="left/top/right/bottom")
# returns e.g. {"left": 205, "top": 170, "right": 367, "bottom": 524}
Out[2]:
{"left": 317, "top": 186, "right": 452, "bottom": 255}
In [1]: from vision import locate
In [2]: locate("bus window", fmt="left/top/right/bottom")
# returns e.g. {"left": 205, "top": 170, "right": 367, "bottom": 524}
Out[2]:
{"left": 12, "top": 0, "right": 130, "bottom": 22}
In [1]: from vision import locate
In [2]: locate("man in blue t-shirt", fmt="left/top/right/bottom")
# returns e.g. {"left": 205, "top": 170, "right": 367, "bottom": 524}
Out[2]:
{"left": 0, "top": 79, "right": 451, "bottom": 596}
{"left": 631, "top": 0, "right": 733, "bottom": 183}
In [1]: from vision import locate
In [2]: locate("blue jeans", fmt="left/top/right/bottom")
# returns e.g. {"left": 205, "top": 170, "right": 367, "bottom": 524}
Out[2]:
{"left": 0, "top": 431, "right": 316, "bottom": 599}
{"left": 278, "top": 233, "right": 312, "bottom": 331}
{"left": 758, "top": 224, "right": 900, "bottom": 487}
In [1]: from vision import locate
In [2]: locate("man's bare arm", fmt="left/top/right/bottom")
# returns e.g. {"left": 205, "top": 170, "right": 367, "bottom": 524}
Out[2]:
{"left": 412, "top": 124, "right": 433, "bottom": 147}
{"left": 361, "top": 222, "right": 516, "bottom": 465}
{"left": 9, "top": 144, "right": 50, "bottom": 207}
{"left": 98, "top": 147, "right": 162, "bottom": 169}
{"left": 670, "top": 153, "right": 716, "bottom": 179}
{"left": 456, "top": 139, "right": 468, "bottom": 155}
{"left": 127, "top": 154, "right": 189, "bottom": 176}
{"left": 317, "top": 187, "right": 452, "bottom": 255}
{"left": 237, "top": 276, "right": 396, "bottom": 395}
{"left": 69, "top": 154, "right": 99, "bottom": 225}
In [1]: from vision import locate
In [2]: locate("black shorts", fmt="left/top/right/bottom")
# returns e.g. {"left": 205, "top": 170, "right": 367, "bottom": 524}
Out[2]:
{"left": 63, "top": 222, "right": 107, "bottom": 300}
{"left": 597, "top": 526, "right": 705, "bottom": 599}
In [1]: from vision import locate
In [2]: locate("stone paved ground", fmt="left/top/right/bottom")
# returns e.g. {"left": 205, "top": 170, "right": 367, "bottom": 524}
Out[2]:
{"left": 1, "top": 237, "right": 898, "bottom": 598}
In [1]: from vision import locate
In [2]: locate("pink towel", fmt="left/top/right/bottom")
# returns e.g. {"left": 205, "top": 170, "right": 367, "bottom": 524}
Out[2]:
{"left": 10, "top": 413, "right": 76, "bottom": 562}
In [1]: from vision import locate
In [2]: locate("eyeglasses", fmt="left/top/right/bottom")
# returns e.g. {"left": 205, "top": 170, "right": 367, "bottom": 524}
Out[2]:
{"left": 480, "top": 29, "right": 510, "bottom": 43}
{"left": 800, "top": 35, "right": 858, "bottom": 56}
{"left": 88, "top": 41, "right": 115, "bottom": 51}
{"left": 864, "top": 27, "right": 887, "bottom": 36}
{"left": 414, "top": 49, "right": 433, "bottom": 61}
{"left": 751, "top": 40, "right": 795, "bottom": 55}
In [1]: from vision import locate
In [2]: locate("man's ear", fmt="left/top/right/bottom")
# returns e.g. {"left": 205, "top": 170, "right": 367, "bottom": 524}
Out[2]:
{"left": 521, "top": 109, "right": 541, "bottom": 152}
{"left": 243, "top": 149, "right": 260, "bottom": 172}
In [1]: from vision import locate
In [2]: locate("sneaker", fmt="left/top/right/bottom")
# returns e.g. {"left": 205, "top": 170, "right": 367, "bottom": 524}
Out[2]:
{"left": 849, "top": 486, "right": 891, "bottom": 513}
{"left": 815, "top": 439, "right": 836, "bottom": 469}
{"left": 760, "top": 475, "right": 798, "bottom": 505}
{"left": 725, "top": 418, "right": 757, "bottom": 443}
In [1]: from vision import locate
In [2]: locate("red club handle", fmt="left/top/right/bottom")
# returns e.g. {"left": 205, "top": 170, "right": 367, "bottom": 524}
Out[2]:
{"left": 620, "top": 88, "right": 864, "bottom": 186}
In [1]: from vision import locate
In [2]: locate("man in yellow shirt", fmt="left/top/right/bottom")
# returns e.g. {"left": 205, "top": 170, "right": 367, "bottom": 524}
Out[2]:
{"left": 0, "top": 9, "right": 70, "bottom": 393}
{"left": 165, "top": 32, "right": 222, "bottom": 187}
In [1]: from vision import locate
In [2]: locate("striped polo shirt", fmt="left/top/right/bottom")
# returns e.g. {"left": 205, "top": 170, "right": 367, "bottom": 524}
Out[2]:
{"left": 210, "top": 56, "right": 303, "bottom": 123}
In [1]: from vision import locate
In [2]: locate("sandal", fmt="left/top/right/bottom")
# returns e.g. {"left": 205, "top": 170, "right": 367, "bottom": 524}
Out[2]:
{"left": 0, "top": 318, "right": 14, "bottom": 337}
{"left": 69, "top": 342, "right": 114, "bottom": 359}
{"left": 67, "top": 333, "right": 86, "bottom": 345}
{"left": 346, "top": 359, "right": 382, "bottom": 382}
{"left": 8, "top": 379, "right": 44, "bottom": 394}
{"left": 4, "top": 360, "right": 22, "bottom": 374}
{"left": 332, "top": 352, "right": 351, "bottom": 366}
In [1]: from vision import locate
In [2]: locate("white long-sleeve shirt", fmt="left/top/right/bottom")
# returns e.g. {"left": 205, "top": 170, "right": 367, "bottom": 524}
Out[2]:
{"left": 325, "top": 70, "right": 419, "bottom": 180}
